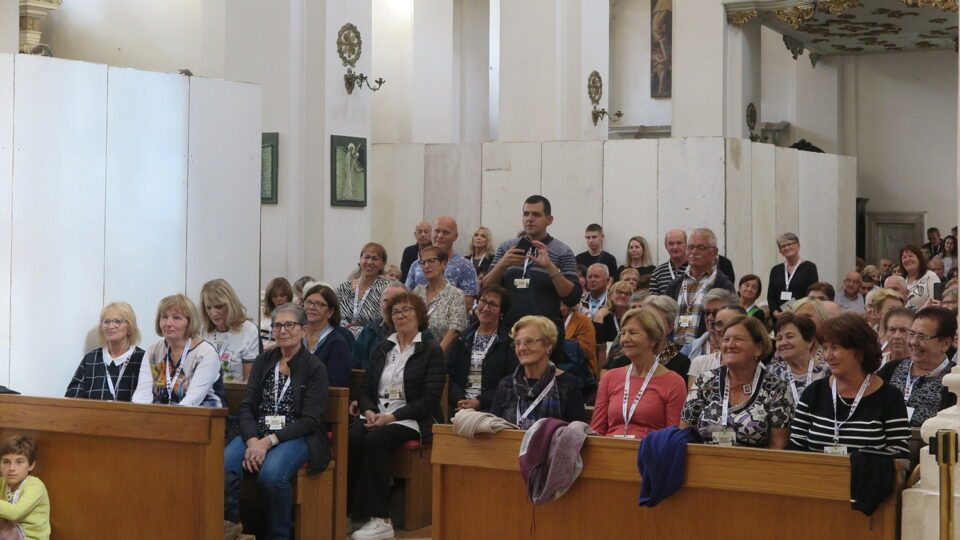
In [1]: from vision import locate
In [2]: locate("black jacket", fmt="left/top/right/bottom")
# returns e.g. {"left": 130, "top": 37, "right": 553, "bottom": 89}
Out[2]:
{"left": 360, "top": 336, "right": 446, "bottom": 443}
{"left": 238, "top": 346, "right": 331, "bottom": 473}
{"left": 665, "top": 269, "right": 737, "bottom": 338}
{"left": 767, "top": 260, "right": 819, "bottom": 314}
{"left": 446, "top": 323, "right": 518, "bottom": 413}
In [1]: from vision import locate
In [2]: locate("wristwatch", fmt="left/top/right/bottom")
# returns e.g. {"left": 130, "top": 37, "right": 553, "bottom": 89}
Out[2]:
{"left": 268, "top": 434, "right": 280, "bottom": 447}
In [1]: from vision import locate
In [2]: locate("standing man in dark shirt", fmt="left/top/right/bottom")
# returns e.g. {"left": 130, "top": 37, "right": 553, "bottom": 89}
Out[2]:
{"left": 483, "top": 195, "right": 582, "bottom": 331}
{"left": 924, "top": 227, "right": 944, "bottom": 258}
{"left": 575, "top": 224, "right": 618, "bottom": 279}
{"left": 399, "top": 220, "right": 432, "bottom": 283}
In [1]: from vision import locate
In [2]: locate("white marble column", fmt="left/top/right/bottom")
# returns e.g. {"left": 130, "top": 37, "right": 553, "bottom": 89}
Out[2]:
{"left": 724, "top": 19, "right": 761, "bottom": 139}
{"left": 672, "top": 0, "right": 725, "bottom": 136}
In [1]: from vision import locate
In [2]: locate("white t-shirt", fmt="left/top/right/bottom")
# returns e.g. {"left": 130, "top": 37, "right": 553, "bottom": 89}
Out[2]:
{"left": 906, "top": 270, "right": 940, "bottom": 310}
{"left": 201, "top": 320, "right": 260, "bottom": 382}
{"left": 688, "top": 351, "right": 721, "bottom": 381}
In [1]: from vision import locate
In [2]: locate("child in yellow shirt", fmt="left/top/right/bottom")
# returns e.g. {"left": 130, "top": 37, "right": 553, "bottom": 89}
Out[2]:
{"left": 0, "top": 436, "right": 49, "bottom": 540}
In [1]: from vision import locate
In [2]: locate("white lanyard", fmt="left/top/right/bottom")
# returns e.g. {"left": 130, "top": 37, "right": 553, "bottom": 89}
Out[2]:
{"left": 621, "top": 361, "right": 659, "bottom": 433}
{"left": 784, "top": 259, "right": 804, "bottom": 290}
{"left": 352, "top": 283, "right": 373, "bottom": 319}
{"left": 830, "top": 375, "right": 871, "bottom": 444}
{"left": 473, "top": 255, "right": 486, "bottom": 268}
{"left": 668, "top": 261, "right": 678, "bottom": 281}
{"left": 564, "top": 313, "right": 573, "bottom": 329}
{"left": 613, "top": 314, "right": 621, "bottom": 334}
{"left": 274, "top": 361, "right": 293, "bottom": 415}
{"left": 102, "top": 347, "right": 133, "bottom": 401}
{"left": 516, "top": 378, "right": 557, "bottom": 425}
{"left": 587, "top": 292, "right": 607, "bottom": 313}
{"left": 904, "top": 358, "right": 950, "bottom": 402}
{"left": 785, "top": 358, "right": 816, "bottom": 404}
{"left": 521, "top": 257, "right": 531, "bottom": 279}
{"left": 310, "top": 325, "right": 335, "bottom": 354}
{"left": 165, "top": 343, "right": 190, "bottom": 393}
{"left": 720, "top": 364, "right": 762, "bottom": 426}
{"left": 471, "top": 333, "right": 497, "bottom": 367}
{"left": 680, "top": 268, "right": 718, "bottom": 313}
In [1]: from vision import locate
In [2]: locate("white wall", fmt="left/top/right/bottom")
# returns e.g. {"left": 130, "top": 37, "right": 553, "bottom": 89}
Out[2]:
{"left": 671, "top": 0, "right": 725, "bottom": 137}
{"left": 0, "top": 54, "right": 12, "bottom": 384}
{"left": 610, "top": 0, "right": 671, "bottom": 127}
{"left": 458, "top": 0, "right": 490, "bottom": 143}
{"left": 372, "top": 0, "right": 414, "bottom": 143}
{"left": 0, "top": 0, "right": 15, "bottom": 53}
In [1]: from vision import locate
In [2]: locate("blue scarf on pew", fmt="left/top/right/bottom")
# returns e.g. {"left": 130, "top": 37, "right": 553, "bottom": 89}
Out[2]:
{"left": 636, "top": 426, "right": 696, "bottom": 507}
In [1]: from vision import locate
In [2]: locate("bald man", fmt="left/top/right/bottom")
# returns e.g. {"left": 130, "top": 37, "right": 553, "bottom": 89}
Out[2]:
{"left": 836, "top": 272, "right": 865, "bottom": 314}
{"left": 400, "top": 221, "right": 433, "bottom": 282}
{"left": 650, "top": 229, "right": 689, "bottom": 295}
{"left": 884, "top": 275, "right": 909, "bottom": 299}
{"left": 405, "top": 215, "right": 479, "bottom": 299}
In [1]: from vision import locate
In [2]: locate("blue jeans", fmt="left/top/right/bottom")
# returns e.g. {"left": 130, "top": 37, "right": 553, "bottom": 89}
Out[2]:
{"left": 224, "top": 435, "right": 309, "bottom": 539}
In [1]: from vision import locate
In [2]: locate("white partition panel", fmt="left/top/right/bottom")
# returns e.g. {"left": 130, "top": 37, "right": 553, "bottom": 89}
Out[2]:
{"left": 725, "top": 139, "right": 752, "bottom": 279}
{"left": 798, "top": 151, "right": 840, "bottom": 289}
{"left": 423, "top": 144, "right": 482, "bottom": 255}
{"left": 603, "top": 140, "right": 659, "bottom": 266}
{"left": 751, "top": 143, "right": 778, "bottom": 287}
{"left": 104, "top": 67, "right": 189, "bottom": 334}
{"left": 11, "top": 56, "right": 107, "bottom": 396}
{"left": 480, "top": 142, "right": 541, "bottom": 249}
{"left": 775, "top": 147, "right": 799, "bottom": 238}
{"left": 186, "top": 78, "right": 262, "bottom": 320}
{"left": 837, "top": 156, "right": 858, "bottom": 283}
{"left": 0, "top": 54, "right": 11, "bottom": 385}
{"left": 370, "top": 143, "right": 425, "bottom": 265}
{"left": 657, "top": 137, "right": 726, "bottom": 261}
{"left": 541, "top": 141, "right": 603, "bottom": 252}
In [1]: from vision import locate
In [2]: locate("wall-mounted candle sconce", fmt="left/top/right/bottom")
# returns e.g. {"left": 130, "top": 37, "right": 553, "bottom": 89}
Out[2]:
{"left": 588, "top": 71, "right": 622, "bottom": 126}
{"left": 338, "top": 23, "right": 385, "bottom": 95}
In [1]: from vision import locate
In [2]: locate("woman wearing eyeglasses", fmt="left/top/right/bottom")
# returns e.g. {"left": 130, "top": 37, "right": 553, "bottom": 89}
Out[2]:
{"left": 767, "top": 233, "right": 819, "bottom": 319}
{"left": 412, "top": 245, "right": 468, "bottom": 352}
{"left": 301, "top": 283, "right": 352, "bottom": 388}
{"left": 65, "top": 301, "right": 145, "bottom": 401}
{"left": 488, "top": 315, "right": 588, "bottom": 429}
{"left": 876, "top": 306, "right": 957, "bottom": 427}
{"left": 223, "top": 303, "right": 331, "bottom": 539}
{"left": 131, "top": 294, "right": 224, "bottom": 407}
{"left": 336, "top": 243, "right": 391, "bottom": 338}
{"left": 349, "top": 292, "right": 444, "bottom": 540}
{"left": 447, "top": 285, "right": 518, "bottom": 416}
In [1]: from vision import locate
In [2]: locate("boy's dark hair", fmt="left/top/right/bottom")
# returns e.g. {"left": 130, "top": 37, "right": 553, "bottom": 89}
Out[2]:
{"left": 0, "top": 435, "right": 37, "bottom": 464}
{"left": 585, "top": 223, "right": 603, "bottom": 233}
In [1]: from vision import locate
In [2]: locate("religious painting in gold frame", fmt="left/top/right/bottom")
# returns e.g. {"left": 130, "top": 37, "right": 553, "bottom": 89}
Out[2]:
{"left": 651, "top": 0, "right": 672, "bottom": 98}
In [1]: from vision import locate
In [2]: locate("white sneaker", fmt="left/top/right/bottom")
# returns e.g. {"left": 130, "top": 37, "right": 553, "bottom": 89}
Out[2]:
{"left": 350, "top": 517, "right": 395, "bottom": 540}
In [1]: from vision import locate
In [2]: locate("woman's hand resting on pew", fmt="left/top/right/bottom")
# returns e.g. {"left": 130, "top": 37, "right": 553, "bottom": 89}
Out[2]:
{"left": 363, "top": 410, "right": 396, "bottom": 429}
{"left": 242, "top": 436, "right": 273, "bottom": 473}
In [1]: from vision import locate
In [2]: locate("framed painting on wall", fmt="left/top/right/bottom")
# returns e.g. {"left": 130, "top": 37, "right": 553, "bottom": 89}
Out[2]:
{"left": 261, "top": 132, "right": 279, "bottom": 204}
{"left": 651, "top": 0, "right": 672, "bottom": 98}
{"left": 330, "top": 135, "right": 367, "bottom": 207}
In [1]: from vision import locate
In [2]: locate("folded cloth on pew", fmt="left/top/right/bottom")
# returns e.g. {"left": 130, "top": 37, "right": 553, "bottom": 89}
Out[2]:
{"left": 452, "top": 409, "right": 517, "bottom": 438}
{"left": 637, "top": 426, "right": 696, "bottom": 507}
{"left": 850, "top": 449, "right": 895, "bottom": 516}
{"left": 519, "top": 418, "right": 595, "bottom": 504}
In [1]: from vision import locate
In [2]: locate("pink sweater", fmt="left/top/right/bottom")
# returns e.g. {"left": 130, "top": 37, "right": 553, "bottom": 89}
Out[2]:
{"left": 590, "top": 365, "right": 686, "bottom": 439}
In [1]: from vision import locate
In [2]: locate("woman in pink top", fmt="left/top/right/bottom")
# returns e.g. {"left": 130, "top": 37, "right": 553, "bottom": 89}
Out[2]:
{"left": 591, "top": 307, "right": 686, "bottom": 439}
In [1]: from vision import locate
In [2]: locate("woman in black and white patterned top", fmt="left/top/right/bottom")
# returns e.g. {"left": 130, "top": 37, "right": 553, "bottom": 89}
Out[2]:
{"left": 789, "top": 314, "right": 910, "bottom": 456}
{"left": 413, "top": 245, "right": 468, "bottom": 352}
{"left": 65, "top": 301, "right": 144, "bottom": 401}
{"left": 337, "top": 242, "right": 391, "bottom": 338}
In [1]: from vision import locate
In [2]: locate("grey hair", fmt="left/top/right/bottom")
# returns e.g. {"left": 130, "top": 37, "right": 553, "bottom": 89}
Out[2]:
{"left": 271, "top": 302, "right": 308, "bottom": 326}
{"left": 384, "top": 280, "right": 408, "bottom": 291}
{"left": 642, "top": 294, "right": 679, "bottom": 321}
{"left": 776, "top": 232, "right": 799, "bottom": 247}
{"left": 703, "top": 288, "right": 740, "bottom": 308}
{"left": 588, "top": 263, "right": 610, "bottom": 279}
{"left": 630, "top": 291, "right": 651, "bottom": 305}
{"left": 691, "top": 228, "right": 718, "bottom": 248}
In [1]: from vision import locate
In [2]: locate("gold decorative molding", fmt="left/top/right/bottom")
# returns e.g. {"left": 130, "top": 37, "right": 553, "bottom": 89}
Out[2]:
{"left": 901, "top": 0, "right": 959, "bottom": 12}
{"left": 774, "top": 4, "right": 816, "bottom": 29}
{"left": 19, "top": 0, "right": 62, "bottom": 53}
{"left": 818, "top": 0, "right": 863, "bottom": 14}
{"left": 727, "top": 9, "right": 759, "bottom": 27}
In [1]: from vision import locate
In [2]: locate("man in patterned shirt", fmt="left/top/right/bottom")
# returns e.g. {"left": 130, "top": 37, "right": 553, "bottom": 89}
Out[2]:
{"left": 665, "top": 228, "right": 735, "bottom": 347}
{"left": 405, "top": 215, "right": 479, "bottom": 310}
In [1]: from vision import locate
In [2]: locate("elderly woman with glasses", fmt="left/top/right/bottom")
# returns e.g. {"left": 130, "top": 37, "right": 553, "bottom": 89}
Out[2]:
{"left": 489, "top": 315, "right": 588, "bottom": 429}
{"left": 132, "top": 294, "right": 224, "bottom": 407}
{"left": 767, "top": 233, "right": 819, "bottom": 319}
{"left": 349, "top": 292, "right": 445, "bottom": 540}
{"left": 223, "top": 303, "right": 331, "bottom": 539}
{"left": 66, "top": 301, "right": 145, "bottom": 401}
{"left": 300, "top": 283, "right": 352, "bottom": 388}
{"left": 336, "top": 242, "right": 391, "bottom": 338}
{"left": 413, "top": 245, "right": 468, "bottom": 352}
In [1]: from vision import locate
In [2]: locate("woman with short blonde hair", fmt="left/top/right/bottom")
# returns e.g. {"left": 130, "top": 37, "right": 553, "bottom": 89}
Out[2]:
{"left": 65, "top": 301, "right": 146, "bottom": 401}
{"left": 132, "top": 294, "right": 224, "bottom": 407}
{"left": 200, "top": 279, "right": 261, "bottom": 382}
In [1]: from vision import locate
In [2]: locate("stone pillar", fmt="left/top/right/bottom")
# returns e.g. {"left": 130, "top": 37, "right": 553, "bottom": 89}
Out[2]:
{"left": 18, "top": 0, "right": 61, "bottom": 53}
{"left": 724, "top": 18, "right": 761, "bottom": 139}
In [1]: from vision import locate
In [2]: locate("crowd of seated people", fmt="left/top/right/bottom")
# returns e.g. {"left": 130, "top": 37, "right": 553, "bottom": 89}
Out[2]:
{"left": 46, "top": 195, "right": 958, "bottom": 540}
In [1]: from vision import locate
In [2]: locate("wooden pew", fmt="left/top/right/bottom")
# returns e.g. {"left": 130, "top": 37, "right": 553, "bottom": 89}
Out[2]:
{"left": 431, "top": 425, "right": 903, "bottom": 540}
{"left": 0, "top": 395, "right": 226, "bottom": 539}
{"left": 223, "top": 382, "right": 349, "bottom": 540}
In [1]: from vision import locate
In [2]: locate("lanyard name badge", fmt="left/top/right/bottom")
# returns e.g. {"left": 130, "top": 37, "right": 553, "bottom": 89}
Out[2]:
{"left": 516, "top": 378, "right": 557, "bottom": 426}
{"left": 102, "top": 348, "right": 132, "bottom": 401}
{"left": 828, "top": 375, "right": 871, "bottom": 455}
{"left": 468, "top": 335, "right": 496, "bottom": 389}
{"left": 781, "top": 259, "right": 803, "bottom": 301}
{"left": 266, "top": 361, "right": 292, "bottom": 431}
{"left": 613, "top": 361, "right": 659, "bottom": 439}
{"left": 714, "top": 365, "right": 762, "bottom": 447}
{"left": 903, "top": 358, "right": 950, "bottom": 421}
{"left": 383, "top": 347, "right": 406, "bottom": 402}
{"left": 352, "top": 284, "right": 373, "bottom": 320}
{"left": 164, "top": 343, "right": 190, "bottom": 400}
{"left": 678, "top": 268, "right": 717, "bottom": 328}
{"left": 786, "top": 358, "right": 816, "bottom": 404}
{"left": 311, "top": 325, "right": 335, "bottom": 354}
{"left": 515, "top": 243, "right": 534, "bottom": 290}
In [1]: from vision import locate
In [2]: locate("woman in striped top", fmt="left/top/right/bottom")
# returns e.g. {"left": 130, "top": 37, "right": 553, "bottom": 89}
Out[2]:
{"left": 336, "top": 242, "right": 391, "bottom": 338}
{"left": 788, "top": 314, "right": 910, "bottom": 456}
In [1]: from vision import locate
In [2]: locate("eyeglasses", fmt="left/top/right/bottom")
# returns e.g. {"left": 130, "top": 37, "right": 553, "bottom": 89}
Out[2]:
{"left": 477, "top": 298, "right": 501, "bottom": 310}
{"left": 421, "top": 257, "right": 441, "bottom": 266}
{"left": 303, "top": 300, "right": 329, "bottom": 310}
{"left": 391, "top": 307, "right": 415, "bottom": 318}
{"left": 687, "top": 244, "right": 715, "bottom": 252}
{"left": 514, "top": 338, "right": 545, "bottom": 349}
{"left": 709, "top": 320, "right": 725, "bottom": 330}
{"left": 612, "top": 290, "right": 632, "bottom": 297}
{"left": 101, "top": 319, "right": 127, "bottom": 327}
{"left": 271, "top": 321, "right": 302, "bottom": 332}
{"left": 906, "top": 330, "right": 943, "bottom": 343}
{"left": 778, "top": 241, "right": 798, "bottom": 251}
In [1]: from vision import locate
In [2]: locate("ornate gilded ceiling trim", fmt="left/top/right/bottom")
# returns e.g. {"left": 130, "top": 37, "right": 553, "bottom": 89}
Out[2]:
{"left": 728, "top": 9, "right": 760, "bottom": 27}
{"left": 901, "top": 0, "right": 959, "bottom": 12}
{"left": 818, "top": 0, "right": 863, "bottom": 14}
{"left": 774, "top": 4, "right": 817, "bottom": 28}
